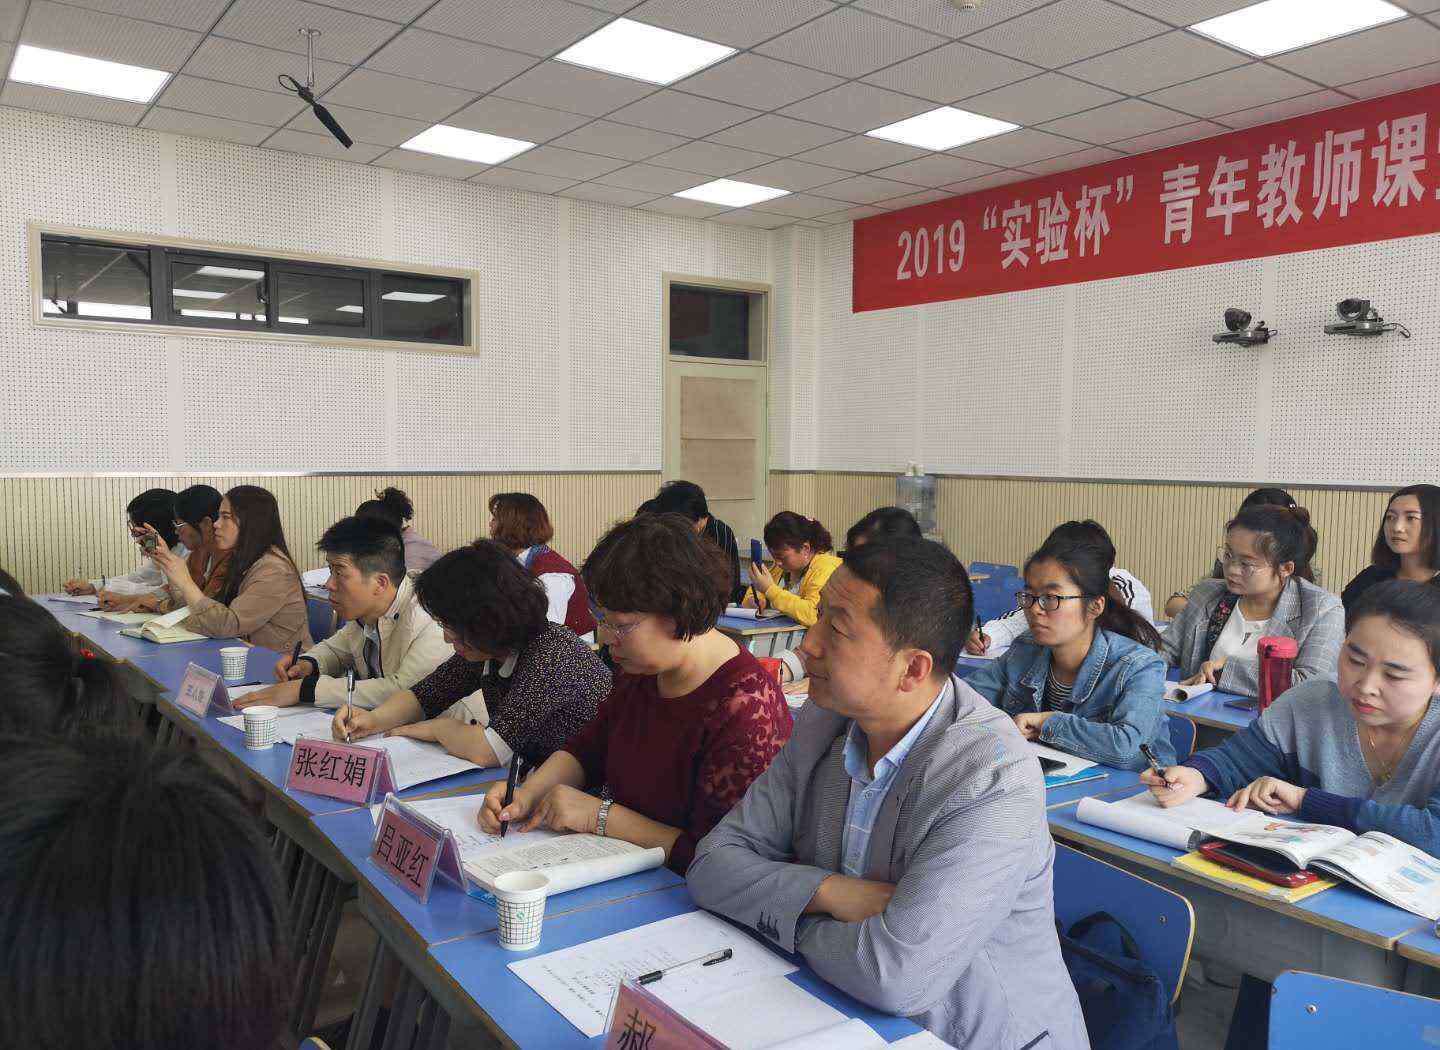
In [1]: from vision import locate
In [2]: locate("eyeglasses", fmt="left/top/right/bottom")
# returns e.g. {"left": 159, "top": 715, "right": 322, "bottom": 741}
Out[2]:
{"left": 1015, "top": 590, "right": 1086, "bottom": 613}
{"left": 1216, "top": 548, "right": 1268, "bottom": 577}
{"left": 591, "top": 604, "right": 645, "bottom": 639}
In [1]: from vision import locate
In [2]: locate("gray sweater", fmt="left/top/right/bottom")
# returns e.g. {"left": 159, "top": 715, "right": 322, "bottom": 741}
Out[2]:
{"left": 1186, "top": 677, "right": 1440, "bottom": 856}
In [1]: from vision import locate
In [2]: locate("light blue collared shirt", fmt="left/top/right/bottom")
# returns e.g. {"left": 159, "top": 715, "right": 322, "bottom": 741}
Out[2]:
{"left": 839, "top": 680, "right": 950, "bottom": 878}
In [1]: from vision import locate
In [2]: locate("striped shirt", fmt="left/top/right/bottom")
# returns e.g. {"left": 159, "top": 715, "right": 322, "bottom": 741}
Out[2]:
{"left": 1043, "top": 674, "right": 1075, "bottom": 712}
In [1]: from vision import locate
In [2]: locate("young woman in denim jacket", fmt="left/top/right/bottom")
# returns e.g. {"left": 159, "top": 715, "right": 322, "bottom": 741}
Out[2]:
{"left": 968, "top": 525, "right": 1172, "bottom": 770}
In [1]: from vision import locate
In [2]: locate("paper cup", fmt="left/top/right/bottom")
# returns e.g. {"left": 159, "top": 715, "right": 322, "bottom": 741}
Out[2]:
{"left": 242, "top": 705, "right": 278, "bottom": 750}
{"left": 220, "top": 646, "right": 249, "bottom": 680}
{"left": 493, "top": 871, "right": 549, "bottom": 951}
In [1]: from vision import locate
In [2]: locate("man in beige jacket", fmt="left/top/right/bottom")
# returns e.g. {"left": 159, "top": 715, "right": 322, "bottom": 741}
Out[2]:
{"left": 235, "top": 516, "right": 451, "bottom": 711}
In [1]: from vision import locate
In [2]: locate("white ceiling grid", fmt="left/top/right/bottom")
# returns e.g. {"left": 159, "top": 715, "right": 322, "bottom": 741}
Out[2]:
{"left": 0, "top": 0, "right": 1436, "bottom": 230}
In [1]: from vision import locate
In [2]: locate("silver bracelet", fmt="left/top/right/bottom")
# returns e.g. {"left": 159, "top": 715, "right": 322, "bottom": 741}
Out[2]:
{"left": 595, "top": 799, "right": 613, "bottom": 838}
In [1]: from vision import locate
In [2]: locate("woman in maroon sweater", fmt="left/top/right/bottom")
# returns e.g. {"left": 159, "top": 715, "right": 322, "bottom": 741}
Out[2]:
{"left": 480, "top": 513, "right": 793, "bottom": 873}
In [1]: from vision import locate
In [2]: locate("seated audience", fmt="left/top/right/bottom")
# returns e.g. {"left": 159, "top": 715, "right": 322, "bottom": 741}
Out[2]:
{"left": 1162, "top": 504, "right": 1341, "bottom": 697}
{"left": 63, "top": 488, "right": 179, "bottom": 602}
{"left": 1146, "top": 579, "right": 1440, "bottom": 856}
{"left": 105, "top": 484, "right": 229, "bottom": 613}
{"left": 748, "top": 512, "right": 842, "bottom": 627}
{"left": 0, "top": 595, "right": 136, "bottom": 737}
{"left": 488, "top": 491, "right": 596, "bottom": 637}
{"left": 356, "top": 486, "right": 443, "bottom": 574}
{"left": 0, "top": 733, "right": 292, "bottom": 1050}
{"left": 688, "top": 538, "right": 1087, "bottom": 1050}
{"left": 137, "top": 485, "right": 311, "bottom": 653}
{"left": 236, "top": 516, "right": 449, "bottom": 711}
{"left": 1342, "top": 484, "right": 1440, "bottom": 612}
{"left": 335, "top": 540, "right": 610, "bottom": 769}
{"left": 653, "top": 479, "right": 743, "bottom": 604}
{"left": 479, "top": 514, "right": 791, "bottom": 874}
{"left": 966, "top": 531, "right": 1171, "bottom": 770}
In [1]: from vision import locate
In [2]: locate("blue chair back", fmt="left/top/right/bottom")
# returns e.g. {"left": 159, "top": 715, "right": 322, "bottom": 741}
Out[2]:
{"left": 306, "top": 596, "right": 336, "bottom": 644}
{"left": 298, "top": 1039, "right": 333, "bottom": 1050}
{"left": 1052, "top": 843, "right": 1194, "bottom": 1004}
{"left": 1166, "top": 714, "right": 1197, "bottom": 761}
{"left": 1269, "top": 971, "right": 1438, "bottom": 1049}
{"left": 970, "top": 561, "right": 1019, "bottom": 578}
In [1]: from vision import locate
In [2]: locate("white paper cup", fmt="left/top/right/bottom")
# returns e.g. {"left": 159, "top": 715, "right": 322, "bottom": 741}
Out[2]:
{"left": 493, "top": 871, "right": 549, "bottom": 951}
{"left": 242, "top": 705, "right": 278, "bottom": 750}
{"left": 220, "top": 646, "right": 249, "bottom": 680}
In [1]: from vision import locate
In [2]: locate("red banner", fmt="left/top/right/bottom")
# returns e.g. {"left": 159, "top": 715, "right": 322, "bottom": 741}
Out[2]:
{"left": 853, "top": 82, "right": 1440, "bottom": 313}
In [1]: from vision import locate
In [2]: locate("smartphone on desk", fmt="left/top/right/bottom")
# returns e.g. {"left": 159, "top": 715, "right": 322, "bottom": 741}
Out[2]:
{"left": 1037, "top": 756, "right": 1066, "bottom": 774}
{"left": 1199, "top": 840, "right": 1319, "bottom": 888}
{"left": 1223, "top": 698, "right": 1259, "bottom": 712}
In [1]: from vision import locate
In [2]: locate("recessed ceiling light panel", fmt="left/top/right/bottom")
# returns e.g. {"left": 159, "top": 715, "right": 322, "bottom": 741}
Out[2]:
{"left": 401, "top": 124, "right": 535, "bottom": 165}
{"left": 381, "top": 291, "right": 447, "bottom": 302}
{"left": 9, "top": 44, "right": 170, "bottom": 103}
{"left": 555, "top": 18, "right": 735, "bottom": 85}
{"left": 1191, "top": 0, "right": 1406, "bottom": 57}
{"left": 867, "top": 106, "right": 1018, "bottom": 152}
{"left": 675, "top": 179, "right": 789, "bottom": 208}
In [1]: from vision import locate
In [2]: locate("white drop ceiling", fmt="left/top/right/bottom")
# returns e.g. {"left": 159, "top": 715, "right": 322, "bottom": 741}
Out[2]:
{"left": 2, "top": 0, "right": 1439, "bottom": 229}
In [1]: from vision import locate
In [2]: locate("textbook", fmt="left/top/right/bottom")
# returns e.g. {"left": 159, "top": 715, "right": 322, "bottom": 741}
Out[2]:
{"left": 1171, "top": 851, "right": 1337, "bottom": 903}
{"left": 118, "top": 606, "right": 208, "bottom": 643}
{"left": 724, "top": 605, "right": 786, "bottom": 621}
{"left": 1164, "top": 682, "right": 1213, "bottom": 702}
{"left": 77, "top": 609, "right": 160, "bottom": 626}
{"left": 1029, "top": 742, "right": 1107, "bottom": 789}
{"left": 1075, "top": 790, "right": 1258, "bottom": 851}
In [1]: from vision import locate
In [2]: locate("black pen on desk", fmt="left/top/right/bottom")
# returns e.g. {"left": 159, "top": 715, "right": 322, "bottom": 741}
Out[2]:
{"left": 1139, "top": 743, "right": 1175, "bottom": 788}
{"left": 638, "top": 949, "right": 733, "bottom": 985}
{"left": 343, "top": 669, "right": 354, "bottom": 743}
{"left": 499, "top": 752, "right": 521, "bottom": 839}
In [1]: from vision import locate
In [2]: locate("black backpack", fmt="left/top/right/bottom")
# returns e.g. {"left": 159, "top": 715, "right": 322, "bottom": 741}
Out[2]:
{"left": 1057, "top": 911, "right": 1179, "bottom": 1050}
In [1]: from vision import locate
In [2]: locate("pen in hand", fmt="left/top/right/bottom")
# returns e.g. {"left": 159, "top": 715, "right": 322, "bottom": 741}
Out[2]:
{"left": 343, "top": 669, "right": 354, "bottom": 744}
{"left": 499, "top": 752, "right": 521, "bottom": 839}
{"left": 1139, "top": 743, "right": 1176, "bottom": 789}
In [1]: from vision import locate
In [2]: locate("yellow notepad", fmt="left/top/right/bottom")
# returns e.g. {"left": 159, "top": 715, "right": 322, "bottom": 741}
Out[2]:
{"left": 1172, "top": 851, "right": 1337, "bottom": 903}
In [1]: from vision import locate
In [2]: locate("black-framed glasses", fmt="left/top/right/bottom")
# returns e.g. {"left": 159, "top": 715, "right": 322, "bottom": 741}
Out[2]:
{"left": 1016, "top": 590, "right": 1087, "bottom": 612}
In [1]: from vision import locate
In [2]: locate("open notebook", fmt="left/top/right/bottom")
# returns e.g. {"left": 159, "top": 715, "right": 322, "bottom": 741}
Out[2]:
{"left": 1029, "top": 742, "right": 1105, "bottom": 788}
{"left": 118, "top": 606, "right": 208, "bottom": 643}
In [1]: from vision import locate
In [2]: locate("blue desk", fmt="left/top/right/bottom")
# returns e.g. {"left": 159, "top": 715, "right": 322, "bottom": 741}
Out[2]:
{"left": 1046, "top": 768, "right": 1141, "bottom": 809}
{"left": 1163, "top": 667, "right": 1257, "bottom": 736}
{"left": 429, "top": 886, "right": 923, "bottom": 1048}
{"left": 1397, "top": 924, "right": 1440, "bottom": 996}
{"left": 716, "top": 614, "right": 805, "bottom": 657}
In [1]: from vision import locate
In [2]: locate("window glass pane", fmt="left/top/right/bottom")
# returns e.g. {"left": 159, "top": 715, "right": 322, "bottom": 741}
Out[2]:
{"left": 379, "top": 274, "right": 462, "bottom": 344}
{"left": 669, "top": 285, "right": 754, "bottom": 361}
{"left": 41, "top": 239, "right": 152, "bottom": 320}
{"left": 276, "top": 270, "right": 366, "bottom": 329}
{"left": 170, "top": 258, "right": 268, "bottom": 324}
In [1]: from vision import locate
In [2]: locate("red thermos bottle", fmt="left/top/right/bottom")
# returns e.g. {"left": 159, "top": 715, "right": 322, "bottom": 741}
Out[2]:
{"left": 1257, "top": 636, "right": 1299, "bottom": 711}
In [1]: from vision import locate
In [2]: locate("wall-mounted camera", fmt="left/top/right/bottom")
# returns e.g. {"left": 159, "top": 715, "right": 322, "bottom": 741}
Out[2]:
{"left": 1213, "top": 307, "right": 1274, "bottom": 347}
{"left": 1324, "top": 298, "right": 1410, "bottom": 338}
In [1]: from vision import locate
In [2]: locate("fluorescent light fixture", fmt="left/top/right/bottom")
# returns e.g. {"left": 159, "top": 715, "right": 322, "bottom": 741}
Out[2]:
{"left": 43, "top": 301, "right": 151, "bottom": 319}
{"left": 401, "top": 124, "right": 534, "bottom": 164}
{"left": 867, "top": 106, "right": 1018, "bottom": 152}
{"left": 675, "top": 179, "right": 789, "bottom": 208}
{"left": 195, "top": 265, "right": 265, "bottom": 281}
{"left": 179, "top": 309, "right": 262, "bottom": 320}
{"left": 336, "top": 305, "right": 364, "bottom": 313}
{"left": 1191, "top": 0, "right": 1406, "bottom": 56}
{"left": 172, "top": 288, "right": 227, "bottom": 300}
{"left": 279, "top": 316, "right": 310, "bottom": 325}
{"left": 382, "top": 291, "right": 447, "bottom": 303}
{"left": 8, "top": 44, "right": 170, "bottom": 104}
{"left": 555, "top": 18, "right": 735, "bottom": 85}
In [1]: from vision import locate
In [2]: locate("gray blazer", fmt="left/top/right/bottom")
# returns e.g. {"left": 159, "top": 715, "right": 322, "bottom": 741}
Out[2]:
{"left": 1161, "top": 576, "right": 1344, "bottom": 697}
{"left": 688, "top": 677, "right": 1089, "bottom": 1050}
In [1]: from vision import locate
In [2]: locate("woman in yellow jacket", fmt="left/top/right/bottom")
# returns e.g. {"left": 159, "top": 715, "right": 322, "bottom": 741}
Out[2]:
{"left": 748, "top": 512, "right": 842, "bottom": 627}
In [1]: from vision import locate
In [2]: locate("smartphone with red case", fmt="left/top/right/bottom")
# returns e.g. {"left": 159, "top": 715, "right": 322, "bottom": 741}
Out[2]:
{"left": 1198, "top": 840, "right": 1321, "bottom": 888}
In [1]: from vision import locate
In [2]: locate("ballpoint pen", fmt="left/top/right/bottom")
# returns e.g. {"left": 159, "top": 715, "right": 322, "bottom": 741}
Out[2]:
{"left": 344, "top": 669, "right": 354, "bottom": 743}
{"left": 637, "top": 949, "right": 733, "bottom": 985}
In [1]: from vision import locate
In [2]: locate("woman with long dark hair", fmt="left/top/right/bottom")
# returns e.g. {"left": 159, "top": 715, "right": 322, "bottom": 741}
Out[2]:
{"left": 1341, "top": 484, "right": 1440, "bottom": 613}
{"left": 357, "top": 486, "right": 443, "bottom": 574}
{"left": 136, "top": 485, "right": 310, "bottom": 652}
{"left": 748, "top": 511, "right": 842, "bottom": 627}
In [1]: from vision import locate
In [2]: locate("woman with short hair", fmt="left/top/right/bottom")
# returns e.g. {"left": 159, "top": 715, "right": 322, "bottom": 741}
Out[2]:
{"left": 488, "top": 491, "right": 596, "bottom": 637}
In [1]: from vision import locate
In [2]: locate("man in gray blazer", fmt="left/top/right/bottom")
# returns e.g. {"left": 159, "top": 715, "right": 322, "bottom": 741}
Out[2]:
{"left": 689, "top": 539, "right": 1088, "bottom": 1050}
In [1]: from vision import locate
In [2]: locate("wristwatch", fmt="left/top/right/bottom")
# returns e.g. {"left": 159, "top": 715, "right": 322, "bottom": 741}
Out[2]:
{"left": 595, "top": 798, "right": 614, "bottom": 838}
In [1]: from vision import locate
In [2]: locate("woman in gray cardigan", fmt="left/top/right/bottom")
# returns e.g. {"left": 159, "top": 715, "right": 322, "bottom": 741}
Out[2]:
{"left": 1162, "top": 504, "right": 1343, "bottom": 697}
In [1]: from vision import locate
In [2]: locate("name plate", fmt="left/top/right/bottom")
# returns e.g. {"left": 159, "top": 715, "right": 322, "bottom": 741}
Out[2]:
{"left": 284, "top": 736, "right": 396, "bottom": 804}
{"left": 369, "top": 795, "right": 464, "bottom": 904}
{"left": 604, "top": 981, "right": 727, "bottom": 1050}
{"left": 175, "top": 662, "right": 235, "bottom": 718}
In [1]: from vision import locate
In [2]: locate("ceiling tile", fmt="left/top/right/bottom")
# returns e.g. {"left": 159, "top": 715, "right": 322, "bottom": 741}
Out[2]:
{"left": 712, "top": 208, "right": 790, "bottom": 228}
{"left": 941, "top": 169, "right": 1033, "bottom": 194}
{"left": 755, "top": 6, "right": 945, "bottom": 79}
{"left": 853, "top": 0, "right": 1055, "bottom": 38}
{"left": 949, "top": 127, "right": 1087, "bottom": 167}
{"left": 212, "top": 0, "right": 401, "bottom": 63}
{"left": 1037, "top": 99, "right": 1190, "bottom": 145}
{"left": 577, "top": 0, "right": 647, "bottom": 11}
{"left": 647, "top": 140, "right": 776, "bottom": 176}
{"left": 321, "top": 70, "right": 475, "bottom": 122}
{"left": 606, "top": 90, "right": 758, "bottom": 137}
{"left": 1271, "top": 18, "right": 1440, "bottom": 85}
{"left": 1138, "top": 0, "right": 1276, "bottom": 24}
{"left": 1393, "top": 0, "right": 1440, "bottom": 11}
{"left": 779, "top": 82, "right": 932, "bottom": 135}
{"left": 1063, "top": 31, "right": 1247, "bottom": 95}
{"left": 813, "top": 173, "right": 918, "bottom": 204}
{"left": 548, "top": 119, "right": 688, "bottom": 160}
{"left": 418, "top": 0, "right": 610, "bottom": 57}
{"left": 370, "top": 149, "right": 493, "bottom": 179}
{"left": 0, "top": 81, "right": 146, "bottom": 123}
{"left": 794, "top": 134, "right": 928, "bottom": 172}
{"left": 1110, "top": 119, "right": 1227, "bottom": 156}
{"left": 559, "top": 183, "right": 659, "bottom": 206}
{"left": 157, "top": 75, "right": 305, "bottom": 125}
{"left": 0, "top": 41, "right": 11, "bottom": 76}
{"left": 364, "top": 30, "right": 538, "bottom": 95}
{"left": 1340, "top": 60, "right": 1440, "bottom": 100}
{"left": 1022, "top": 145, "right": 1126, "bottom": 176}
{"left": 862, "top": 40, "right": 1039, "bottom": 103}
{"left": 639, "top": 196, "right": 729, "bottom": 218}
{"left": 142, "top": 107, "right": 272, "bottom": 145}
{"left": 264, "top": 128, "right": 385, "bottom": 163}
{"left": 872, "top": 153, "right": 996, "bottom": 187}
{"left": 1, "top": 1, "right": 23, "bottom": 39}
{"left": 823, "top": 204, "right": 885, "bottom": 221}
{"left": 875, "top": 187, "right": 953, "bottom": 209}
{"left": 321, "top": 0, "right": 431, "bottom": 19}
{"left": 184, "top": 38, "right": 349, "bottom": 95}
{"left": 750, "top": 191, "right": 848, "bottom": 217}
{"left": 965, "top": 0, "right": 1169, "bottom": 66}
{"left": 448, "top": 96, "right": 591, "bottom": 141}
{"left": 719, "top": 156, "right": 850, "bottom": 191}
{"left": 57, "top": 0, "right": 229, "bottom": 32}
{"left": 595, "top": 162, "right": 704, "bottom": 192}
{"left": 708, "top": 114, "right": 849, "bottom": 155}
{"left": 495, "top": 61, "right": 656, "bottom": 117}
{"left": 471, "top": 167, "right": 578, "bottom": 194}
{"left": 505, "top": 144, "right": 628, "bottom": 178}
{"left": 960, "top": 73, "right": 1123, "bottom": 124}
{"left": 675, "top": 53, "right": 843, "bottom": 111}
{"left": 626, "top": 0, "right": 835, "bottom": 49}
{"left": 1212, "top": 89, "right": 1353, "bottom": 131}
{"left": 1144, "top": 63, "right": 1317, "bottom": 119}
{"left": 21, "top": 0, "right": 200, "bottom": 70}
{"left": 287, "top": 104, "right": 427, "bottom": 147}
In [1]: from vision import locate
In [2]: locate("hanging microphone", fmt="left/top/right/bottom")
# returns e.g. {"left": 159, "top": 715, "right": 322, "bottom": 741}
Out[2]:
{"left": 277, "top": 28, "right": 352, "bottom": 149}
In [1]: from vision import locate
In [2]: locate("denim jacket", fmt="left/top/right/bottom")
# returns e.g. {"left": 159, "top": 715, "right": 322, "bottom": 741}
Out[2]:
{"left": 966, "top": 628, "right": 1172, "bottom": 770}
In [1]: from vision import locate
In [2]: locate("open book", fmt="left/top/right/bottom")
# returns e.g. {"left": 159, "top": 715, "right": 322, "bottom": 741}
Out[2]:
{"left": 119, "top": 606, "right": 208, "bottom": 643}
{"left": 1164, "top": 682, "right": 1213, "bottom": 702}
{"left": 724, "top": 605, "right": 786, "bottom": 621}
{"left": 77, "top": 609, "right": 161, "bottom": 626}
{"left": 1076, "top": 789, "right": 1259, "bottom": 851}
{"left": 1029, "top": 741, "right": 1105, "bottom": 788}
